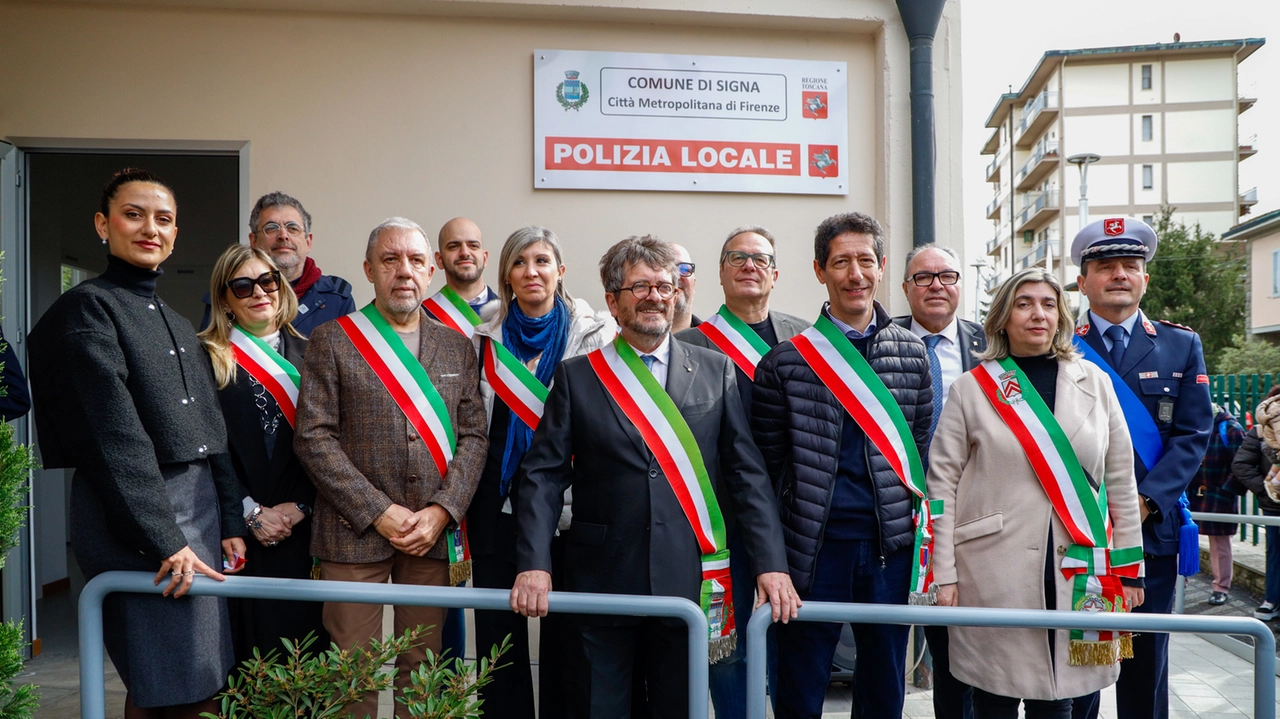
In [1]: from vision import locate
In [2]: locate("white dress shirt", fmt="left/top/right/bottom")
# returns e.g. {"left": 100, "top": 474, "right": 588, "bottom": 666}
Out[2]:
{"left": 909, "top": 317, "right": 962, "bottom": 408}
{"left": 637, "top": 333, "right": 672, "bottom": 389}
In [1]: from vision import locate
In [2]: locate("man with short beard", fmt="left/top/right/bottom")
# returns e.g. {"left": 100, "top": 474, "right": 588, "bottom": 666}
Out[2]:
{"left": 201, "top": 192, "right": 355, "bottom": 336}
{"left": 511, "top": 234, "right": 797, "bottom": 718}
{"left": 295, "top": 217, "right": 488, "bottom": 719}
{"left": 671, "top": 242, "right": 700, "bottom": 331}
{"left": 423, "top": 217, "right": 500, "bottom": 329}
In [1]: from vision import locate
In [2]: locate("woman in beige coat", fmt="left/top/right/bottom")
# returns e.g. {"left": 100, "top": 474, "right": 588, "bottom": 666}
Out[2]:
{"left": 928, "top": 268, "right": 1145, "bottom": 718}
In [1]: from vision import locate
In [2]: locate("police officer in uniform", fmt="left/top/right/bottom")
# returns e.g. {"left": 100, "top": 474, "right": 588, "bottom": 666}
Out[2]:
{"left": 1069, "top": 217, "right": 1212, "bottom": 719}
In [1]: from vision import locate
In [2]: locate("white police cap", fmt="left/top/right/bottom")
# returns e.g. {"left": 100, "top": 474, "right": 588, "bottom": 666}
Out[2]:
{"left": 1070, "top": 217, "right": 1158, "bottom": 266}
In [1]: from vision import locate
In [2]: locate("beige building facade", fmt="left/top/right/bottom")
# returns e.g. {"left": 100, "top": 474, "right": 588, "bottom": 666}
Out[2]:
{"left": 1224, "top": 208, "right": 1280, "bottom": 339}
{"left": 0, "top": 0, "right": 962, "bottom": 652}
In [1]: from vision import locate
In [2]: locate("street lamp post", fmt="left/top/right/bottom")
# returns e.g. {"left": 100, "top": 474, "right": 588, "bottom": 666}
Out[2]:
{"left": 1067, "top": 153, "right": 1102, "bottom": 229}
{"left": 970, "top": 259, "right": 990, "bottom": 322}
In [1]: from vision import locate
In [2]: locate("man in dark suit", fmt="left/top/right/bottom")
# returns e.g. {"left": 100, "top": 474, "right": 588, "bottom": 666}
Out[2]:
{"left": 511, "top": 235, "right": 798, "bottom": 719}
{"left": 1068, "top": 217, "right": 1212, "bottom": 719}
{"left": 891, "top": 243, "right": 986, "bottom": 719}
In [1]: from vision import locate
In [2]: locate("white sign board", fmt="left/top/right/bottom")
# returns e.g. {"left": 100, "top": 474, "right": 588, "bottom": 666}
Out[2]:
{"left": 534, "top": 49, "right": 848, "bottom": 195}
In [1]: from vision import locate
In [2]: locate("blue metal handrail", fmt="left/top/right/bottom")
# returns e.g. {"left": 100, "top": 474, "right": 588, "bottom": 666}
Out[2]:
{"left": 78, "top": 572, "right": 709, "bottom": 719}
{"left": 744, "top": 602, "right": 1275, "bottom": 719}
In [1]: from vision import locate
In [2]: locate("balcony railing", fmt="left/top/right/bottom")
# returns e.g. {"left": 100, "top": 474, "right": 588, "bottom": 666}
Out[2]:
{"left": 1017, "top": 138, "right": 1059, "bottom": 187}
{"left": 986, "top": 195, "right": 1003, "bottom": 220}
{"left": 1241, "top": 134, "right": 1259, "bottom": 160}
{"left": 985, "top": 273, "right": 1001, "bottom": 293}
{"left": 1016, "top": 90, "right": 1059, "bottom": 141}
{"left": 986, "top": 232, "right": 1006, "bottom": 255}
{"left": 1017, "top": 240, "right": 1051, "bottom": 271}
{"left": 1016, "top": 190, "right": 1060, "bottom": 229}
{"left": 986, "top": 155, "right": 1001, "bottom": 182}
{"left": 1242, "top": 187, "right": 1259, "bottom": 204}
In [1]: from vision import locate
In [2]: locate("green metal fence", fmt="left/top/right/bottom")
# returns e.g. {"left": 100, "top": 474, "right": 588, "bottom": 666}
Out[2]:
{"left": 1209, "top": 373, "right": 1273, "bottom": 545}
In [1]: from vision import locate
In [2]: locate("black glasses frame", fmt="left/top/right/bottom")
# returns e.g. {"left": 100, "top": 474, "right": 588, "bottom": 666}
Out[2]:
{"left": 226, "top": 271, "right": 283, "bottom": 299}
{"left": 721, "top": 250, "right": 776, "bottom": 269}
{"left": 910, "top": 271, "right": 961, "bottom": 287}
{"left": 617, "top": 281, "right": 677, "bottom": 300}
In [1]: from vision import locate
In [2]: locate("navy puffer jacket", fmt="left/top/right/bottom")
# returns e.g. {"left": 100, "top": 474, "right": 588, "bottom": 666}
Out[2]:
{"left": 751, "top": 303, "right": 933, "bottom": 592}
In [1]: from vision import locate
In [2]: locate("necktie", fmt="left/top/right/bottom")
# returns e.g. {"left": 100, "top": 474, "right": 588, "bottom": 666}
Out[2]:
{"left": 1104, "top": 325, "right": 1127, "bottom": 368}
{"left": 640, "top": 354, "right": 656, "bottom": 370}
{"left": 924, "top": 335, "right": 944, "bottom": 432}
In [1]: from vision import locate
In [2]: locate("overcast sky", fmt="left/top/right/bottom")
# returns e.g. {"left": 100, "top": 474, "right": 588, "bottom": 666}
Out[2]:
{"left": 959, "top": 0, "right": 1278, "bottom": 288}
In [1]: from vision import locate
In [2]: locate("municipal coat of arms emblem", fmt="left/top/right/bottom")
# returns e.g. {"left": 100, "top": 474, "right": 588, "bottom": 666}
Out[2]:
{"left": 556, "top": 70, "right": 589, "bottom": 111}
{"left": 998, "top": 370, "right": 1023, "bottom": 404}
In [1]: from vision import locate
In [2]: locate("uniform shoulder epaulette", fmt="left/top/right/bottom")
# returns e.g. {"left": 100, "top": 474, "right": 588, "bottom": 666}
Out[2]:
{"left": 1156, "top": 319, "right": 1195, "bottom": 333}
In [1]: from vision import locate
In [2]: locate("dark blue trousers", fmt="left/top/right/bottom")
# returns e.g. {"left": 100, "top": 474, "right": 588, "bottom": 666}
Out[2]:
{"left": 924, "top": 624, "right": 974, "bottom": 719}
{"left": 776, "top": 539, "right": 910, "bottom": 719}
{"left": 1072, "top": 554, "right": 1177, "bottom": 719}
{"left": 708, "top": 532, "right": 754, "bottom": 719}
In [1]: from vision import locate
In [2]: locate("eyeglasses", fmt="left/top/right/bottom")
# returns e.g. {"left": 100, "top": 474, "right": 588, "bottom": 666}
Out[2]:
{"left": 722, "top": 251, "right": 776, "bottom": 269}
{"left": 226, "top": 271, "right": 282, "bottom": 299}
{"left": 910, "top": 271, "right": 961, "bottom": 287}
{"left": 616, "top": 281, "right": 677, "bottom": 300}
{"left": 258, "top": 221, "right": 306, "bottom": 239}
{"left": 676, "top": 262, "right": 696, "bottom": 278}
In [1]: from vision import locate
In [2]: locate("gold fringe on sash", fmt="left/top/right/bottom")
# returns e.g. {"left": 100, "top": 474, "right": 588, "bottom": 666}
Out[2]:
{"left": 1068, "top": 634, "right": 1134, "bottom": 666}
{"left": 449, "top": 559, "right": 472, "bottom": 586}
{"left": 709, "top": 631, "right": 738, "bottom": 663}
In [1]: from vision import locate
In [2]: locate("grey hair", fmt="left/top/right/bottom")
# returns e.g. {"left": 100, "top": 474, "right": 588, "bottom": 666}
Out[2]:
{"left": 599, "top": 235, "right": 677, "bottom": 294}
{"left": 249, "top": 191, "right": 312, "bottom": 234}
{"left": 366, "top": 217, "right": 429, "bottom": 262}
{"left": 902, "top": 243, "right": 960, "bottom": 282}
{"left": 979, "top": 267, "right": 1080, "bottom": 362}
{"left": 721, "top": 225, "right": 777, "bottom": 255}
{"left": 496, "top": 225, "right": 573, "bottom": 321}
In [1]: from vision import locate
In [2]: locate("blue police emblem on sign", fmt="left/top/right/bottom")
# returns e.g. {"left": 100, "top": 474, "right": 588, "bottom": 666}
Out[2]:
{"left": 556, "top": 70, "right": 589, "bottom": 111}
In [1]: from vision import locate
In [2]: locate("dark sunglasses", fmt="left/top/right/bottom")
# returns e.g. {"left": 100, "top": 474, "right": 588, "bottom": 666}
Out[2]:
{"left": 676, "top": 262, "right": 696, "bottom": 278}
{"left": 226, "top": 271, "right": 282, "bottom": 299}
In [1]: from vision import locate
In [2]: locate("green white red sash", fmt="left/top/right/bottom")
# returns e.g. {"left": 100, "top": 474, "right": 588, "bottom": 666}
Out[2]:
{"left": 481, "top": 337, "right": 549, "bottom": 429}
{"left": 336, "top": 303, "right": 471, "bottom": 582}
{"left": 229, "top": 326, "right": 300, "bottom": 428}
{"left": 587, "top": 336, "right": 736, "bottom": 661}
{"left": 697, "top": 306, "right": 772, "bottom": 378}
{"left": 423, "top": 286, "right": 483, "bottom": 338}
{"left": 973, "top": 358, "right": 1142, "bottom": 665}
{"left": 791, "top": 315, "right": 936, "bottom": 602}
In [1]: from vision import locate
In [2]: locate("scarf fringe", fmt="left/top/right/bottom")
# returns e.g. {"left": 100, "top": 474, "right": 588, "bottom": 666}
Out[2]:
{"left": 310, "top": 557, "right": 322, "bottom": 581}
{"left": 908, "top": 590, "right": 936, "bottom": 606}
{"left": 709, "top": 631, "right": 737, "bottom": 663}
{"left": 1069, "top": 635, "right": 1133, "bottom": 666}
{"left": 449, "top": 560, "right": 472, "bottom": 586}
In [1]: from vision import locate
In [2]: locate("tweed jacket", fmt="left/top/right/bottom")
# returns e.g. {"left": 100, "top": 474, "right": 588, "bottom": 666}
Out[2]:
{"left": 926, "top": 357, "right": 1144, "bottom": 700}
{"left": 295, "top": 307, "right": 488, "bottom": 563}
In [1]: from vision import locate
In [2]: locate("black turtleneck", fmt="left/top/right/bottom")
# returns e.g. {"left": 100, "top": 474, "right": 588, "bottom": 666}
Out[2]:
{"left": 1011, "top": 353, "right": 1058, "bottom": 411}
{"left": 102, "top": 253, "right": 162, "bottom": 298}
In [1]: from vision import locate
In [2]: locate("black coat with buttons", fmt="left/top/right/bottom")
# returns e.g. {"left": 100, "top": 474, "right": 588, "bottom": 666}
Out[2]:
{"left": 29, "top": 255, "right": 245, "bottom": 563}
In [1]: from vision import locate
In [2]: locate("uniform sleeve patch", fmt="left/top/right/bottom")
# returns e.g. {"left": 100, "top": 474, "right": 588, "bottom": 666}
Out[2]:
{"left": 1197, "top": 374, "right": 1209, "bottom": 384}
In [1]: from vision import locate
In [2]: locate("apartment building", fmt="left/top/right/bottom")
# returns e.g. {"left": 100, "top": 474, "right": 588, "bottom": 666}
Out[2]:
{"left": 980, "top": 38, "right": 1263, "bottom": 295}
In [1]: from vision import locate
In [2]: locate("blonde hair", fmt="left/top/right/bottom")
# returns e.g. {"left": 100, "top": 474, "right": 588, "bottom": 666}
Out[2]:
{"left": 198, "top": 244, "right": 302, "bottom": 389}
{"left": 979, "top": 267, "right": 1080, "bottom": 362}
{"left": 495, "top": 226, "right": 573, "bottom": 323}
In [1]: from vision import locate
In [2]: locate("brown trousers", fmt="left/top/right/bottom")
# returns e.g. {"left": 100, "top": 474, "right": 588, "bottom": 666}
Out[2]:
{"left": 321, "top": 554, "right": 449, "bottom": 719}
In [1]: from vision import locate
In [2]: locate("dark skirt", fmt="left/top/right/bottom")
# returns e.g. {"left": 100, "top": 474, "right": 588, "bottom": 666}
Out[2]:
{"left": 72, "top": 460, "right": 234, "bottom": 708}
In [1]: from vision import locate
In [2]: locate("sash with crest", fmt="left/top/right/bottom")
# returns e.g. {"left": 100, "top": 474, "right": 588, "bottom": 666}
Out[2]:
{"left": 423, "top": 286, "right": 484, "bottom": 338}
{"left": 229, "top": 326, "right": 300, "bottom": 428}
{"left": 790, "top": 315, "right": 940, "bottom": 603}
{"left": 697, "top": 305, "right": 772, "bottom": 378}
{"left": 336, "top": 303, "right": 472, "bottom": 583}
{"left": 587, "top": 336, "right": 736, "bottom": 661}
{"left": 973, "top": 358, "right": 1143, "bottom": 665}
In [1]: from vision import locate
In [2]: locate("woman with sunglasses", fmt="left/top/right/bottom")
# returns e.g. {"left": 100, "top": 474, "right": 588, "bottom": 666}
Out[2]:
{"left": 198, "top": 243, "right": 328, "bottom": 665}
{"left": 28, "top": 169, "right": 246, "bottom": 718}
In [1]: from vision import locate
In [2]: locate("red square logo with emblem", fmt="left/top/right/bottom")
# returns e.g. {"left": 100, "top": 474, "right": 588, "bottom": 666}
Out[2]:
{"left": 1104, "top": 218, "right": 1125, "bottom": 236}
{"left": 808, "top": 145, "right": 838, "bottom": 177}
{"left": 802, "top": 92, "right": 829, "bottom": 119}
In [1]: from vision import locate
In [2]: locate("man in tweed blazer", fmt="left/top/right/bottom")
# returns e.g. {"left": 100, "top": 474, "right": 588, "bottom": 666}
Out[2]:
{"left": 295, "top": 217, "right": 487, "bottom": 719}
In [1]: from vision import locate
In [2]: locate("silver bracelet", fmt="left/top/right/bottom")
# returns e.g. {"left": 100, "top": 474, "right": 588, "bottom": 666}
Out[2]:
{"left": 245, "top": 504, "right": 264, "bottom": 531}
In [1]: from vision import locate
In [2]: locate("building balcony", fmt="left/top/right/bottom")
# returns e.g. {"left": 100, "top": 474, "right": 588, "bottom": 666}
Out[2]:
{"left": 1241, "top": 186, "right": 1259, "bottom": 216}
{"left": 986, "top": 154, "right": 1002, "bottom": 183}
{"left": 1240, "top": 134, "right": 1258, "bottom": 160}
{"left": 982, "top": 128, "right": 1001, "bottom": 156}
{"left": 1016, "top": 240, "right": 1051, "bottom": 271}
{"left": 1240, "top": 95, "right": 1258, "bottom": 114}
{"left": 1015, "top": 190, "right": 1060, "bottom": 232}
{"left": 986, "top": 195, "right": 1004, "bottom": 221}
{"left": 1014, "top": 90, "right": 1060, "bottom": 149}
{"left": 1015, "top": 138, "right": 1060, "bottom": 192}
{"left": 987, "top": 230, "right": 1009, "bottom": 257}
{"left": 985, "top": 273, "right": 1001, "bottom": 293}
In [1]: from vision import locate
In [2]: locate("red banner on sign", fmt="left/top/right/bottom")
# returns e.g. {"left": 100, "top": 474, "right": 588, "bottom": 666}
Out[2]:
{"left": 545, "top": 136, "right": 802, "bottom": 176}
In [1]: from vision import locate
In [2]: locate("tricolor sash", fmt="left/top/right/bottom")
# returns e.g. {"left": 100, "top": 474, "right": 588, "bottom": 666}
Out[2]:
{"left": 973, "top": 358, "right": 1142, "bottom": 665}
{"left": 791, "top": 316, "right": 936, "bottom": 603}
{"left": 229, "top": 326, "right": 300, "bottom": 428}
{"left": 481, "top": 336, "right": 549, "bottom": 429}
{"left": 336, "top": 304, "right": 471, "bottom": 583}
{"left": 697, "top": 306, "right": 772, "bottom": 378}
{"left": 1072, "top": 329, "right": 1164, "bottom": 471}
{"left": 587, "top": 336, "right": 736, "bottom": 661}
{"left": 423, "top": 286, "right": 484, "bottom": 338}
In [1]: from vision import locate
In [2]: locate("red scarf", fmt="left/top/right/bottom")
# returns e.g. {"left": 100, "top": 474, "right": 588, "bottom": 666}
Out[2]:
{"left": 291, "top": 257, "right": 324, "bottom": 298}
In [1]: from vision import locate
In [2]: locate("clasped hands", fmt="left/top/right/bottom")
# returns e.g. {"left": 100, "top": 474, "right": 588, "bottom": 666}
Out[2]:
{"left": 250, "top": 502, "right": 306, "bottom": 546}
{"left": 375, "top": 503, "right": 451, "bottom": 556}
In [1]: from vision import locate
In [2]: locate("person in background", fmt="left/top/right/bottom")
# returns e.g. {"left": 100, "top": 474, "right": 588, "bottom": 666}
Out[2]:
{"left": 670, "top": 242, "right": 700, "bottom": 332}
{"left": 29, "top": 168, "right": 246, "bottom": 718}
{"left": 201, "top": 192, "right": 356, "bottom": 336}
{"left": 1187, "top": 404, "right": 1245, "bottom": 605}
{"left": 198, "top": 244, "right": 328, "bottom": 664}
{"left": 468, "top": 225, "right": 615, "bottom": 719}
{"left": 930, "top": 268, "right": 1144, "bottom": 719}
{"left": 0, "top": 328, "right": 30, "bottom": 421}
{"left": 1235, "top": 386, "right": 1280, "bottom": 620}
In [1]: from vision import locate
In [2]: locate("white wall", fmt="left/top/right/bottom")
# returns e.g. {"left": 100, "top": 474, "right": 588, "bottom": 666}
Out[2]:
{"left": 1064, "top": 114, "right": 1131, "bottom": 157}
{"left": 1064, "top": 63, "right": 1130, "bottom": 107}
{"left": 1167, "top": 160, "right": 1237, "bottom": 203}
{"left": 1165, "top": 57, "right": 1236, "bottom": 103}
{"left": 1061, "top": 162, "right": 1129, "bottom": 207}
{"left": 1165, "top": 109, "right": 1238, "bottom": 153}
{"left": 1132, "top": 111, "right": 1163, "bottom": 152}
{"left": 1134, "top": 161, "right": 1162, "bottom": 204}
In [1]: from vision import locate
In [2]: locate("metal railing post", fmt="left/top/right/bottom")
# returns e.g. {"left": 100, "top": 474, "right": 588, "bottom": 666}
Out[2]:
{"left": 79, "top": 572, "right": 708, "bottom": 719}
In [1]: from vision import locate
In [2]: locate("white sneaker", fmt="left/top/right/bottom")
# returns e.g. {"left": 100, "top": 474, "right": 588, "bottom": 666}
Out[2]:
{"left": 1255, "top": 602, "right": 1279, "bottom": 620}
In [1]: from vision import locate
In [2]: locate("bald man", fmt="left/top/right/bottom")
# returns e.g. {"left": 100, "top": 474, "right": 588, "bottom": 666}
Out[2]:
{"left": 670, "top": 243, "right": 700, "bottom": 332}
{"left": 434, "top": 217, "right": 500, "bottom": 319}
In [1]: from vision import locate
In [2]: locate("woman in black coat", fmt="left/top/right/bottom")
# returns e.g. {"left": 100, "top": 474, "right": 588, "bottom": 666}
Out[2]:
{"left": 28, "top": 169, "right": 246, "bottom": 718}
{"left": 1231, "top": 413, "right": 1280, "bottom": 621}
{"left": 198, "top": 243, "right": 327, "bottom": 663}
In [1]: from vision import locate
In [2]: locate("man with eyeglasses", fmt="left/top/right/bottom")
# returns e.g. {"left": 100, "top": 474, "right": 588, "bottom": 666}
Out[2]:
{"left": 675, "top": 225, "right": 808, "bottom": 718}
{"left": 890, "top": 243, "right": 986, "bottom": 719}
{"left": 670, "top": 243, "right": 701, "bottom": 332}
{"left": 200, "top": 192, "right": 355, "bottom": 336}
{"left": 512, "top": 234, "right": 797, "bottom": 718}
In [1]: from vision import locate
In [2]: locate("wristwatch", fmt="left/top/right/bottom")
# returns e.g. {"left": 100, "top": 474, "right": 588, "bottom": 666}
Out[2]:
{"left": 295, "top": 502, "right": 313, "bottom": 518}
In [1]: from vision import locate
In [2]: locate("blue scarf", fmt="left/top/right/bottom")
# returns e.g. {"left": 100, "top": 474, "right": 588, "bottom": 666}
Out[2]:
{"left": 499, "top": 296, "right": 570, "bottom": 495}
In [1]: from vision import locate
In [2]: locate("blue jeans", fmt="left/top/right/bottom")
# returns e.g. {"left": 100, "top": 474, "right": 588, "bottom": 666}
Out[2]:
{"left": 776, "top": 539, "right": 910, "bottom": 719}
{"left": 1267, "top": 524, "right": 1280, "bottom": 604}
{"left": 708, "top": 533, "right": 754, "bottom": 719}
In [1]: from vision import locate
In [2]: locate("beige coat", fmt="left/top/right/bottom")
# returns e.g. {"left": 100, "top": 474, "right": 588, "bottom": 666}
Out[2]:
{"left": 926, "top": 356, "right": 1143, "bottom": 701}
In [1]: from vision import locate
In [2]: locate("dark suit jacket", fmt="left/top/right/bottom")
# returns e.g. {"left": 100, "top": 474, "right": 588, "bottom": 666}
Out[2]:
{"left": 889, "top": 315, "right": 988, "bottom": 371}
{"left": 515, "top": 337, "right": 787, "bottom": 606}
{"left": 295, "top": 309, "right": 489, "bottom": 564}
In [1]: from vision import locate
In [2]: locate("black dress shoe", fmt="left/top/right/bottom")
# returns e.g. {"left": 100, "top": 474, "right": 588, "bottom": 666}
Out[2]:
{"left": 1209, "top": 591, "right": 1228, "bottom": 606}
